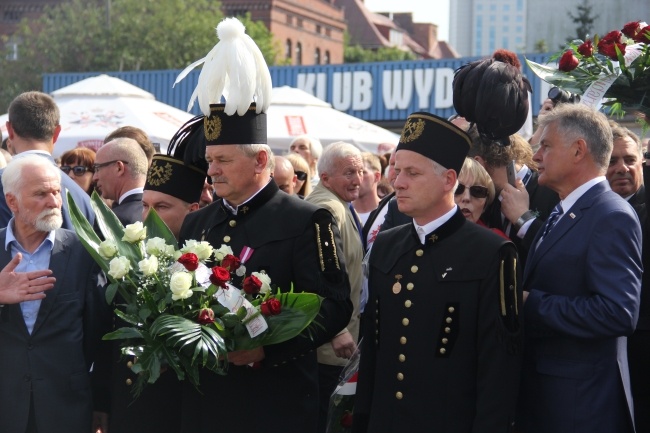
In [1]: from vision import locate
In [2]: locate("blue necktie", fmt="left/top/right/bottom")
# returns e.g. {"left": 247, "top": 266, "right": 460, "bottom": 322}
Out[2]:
{"left": 349, "top": 203, "right": 365, "bottom": 248}
{"left": 540, "top": 203, "right": 564, "bottom": 240}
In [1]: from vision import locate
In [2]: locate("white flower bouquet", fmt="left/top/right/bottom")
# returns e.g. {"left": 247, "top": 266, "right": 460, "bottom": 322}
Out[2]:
{"left": 68, "top": 192, "right": 322, "bottom": 395}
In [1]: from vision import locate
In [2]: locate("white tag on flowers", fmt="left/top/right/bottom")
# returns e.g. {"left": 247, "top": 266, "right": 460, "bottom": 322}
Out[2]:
{"left": 216, "top": 284, "right": 268, "bottom": 338}
{"left": 195, "top": 263, "right": 213, "bottom": 288}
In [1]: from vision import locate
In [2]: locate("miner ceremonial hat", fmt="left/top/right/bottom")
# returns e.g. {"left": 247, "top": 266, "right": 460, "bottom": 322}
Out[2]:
{"left": 396, "top": 112, "right": 471, "bottom": 174}
{"left": 174, "top": 17, "right": 272, "bottom": 147}
{"left": 145, "top": 155, "right": 207, "bottom": 204}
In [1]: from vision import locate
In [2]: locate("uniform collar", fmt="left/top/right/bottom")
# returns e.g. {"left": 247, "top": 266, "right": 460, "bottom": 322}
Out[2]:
{"left": 411, "top": 207, "right": 466, "bottom": 246}
{"left": 221, "top": 179, "right": 277, "bottom": 216}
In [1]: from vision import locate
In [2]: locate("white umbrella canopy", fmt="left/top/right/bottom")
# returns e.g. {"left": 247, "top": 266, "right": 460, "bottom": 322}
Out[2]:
{"left": 266, "top": 86, "right": 400, "bottom": 154}
{"left": 0, "top": 74, "right": 194, "bottom": 158}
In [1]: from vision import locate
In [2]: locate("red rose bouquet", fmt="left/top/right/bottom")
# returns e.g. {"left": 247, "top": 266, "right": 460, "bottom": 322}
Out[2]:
{"left": 526, "top": 21, "right": 650, "bottom": 128}
{"left": 68, "top": 192, "right": 322, "bottom": 395}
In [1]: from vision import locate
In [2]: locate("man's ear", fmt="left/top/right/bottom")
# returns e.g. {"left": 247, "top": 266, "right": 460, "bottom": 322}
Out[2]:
{"left": 6, "top": 193, "right": 19, "bottom": 214}
{"left": 52, "top": 124, "right": 62, "bottom": 144}
{"left": 255, "top": 150, "right": 268, "bottom": 174}
{"left": 189, "top": 202, "right": 200, "bottom": 213}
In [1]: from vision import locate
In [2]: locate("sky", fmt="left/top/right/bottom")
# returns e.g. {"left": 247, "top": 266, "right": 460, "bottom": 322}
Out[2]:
{"left": 363, "top": 0, "right": 451, "bottom": 41}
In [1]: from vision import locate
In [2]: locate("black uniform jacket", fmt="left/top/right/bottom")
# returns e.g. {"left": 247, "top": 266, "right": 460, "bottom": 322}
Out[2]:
{"left": 178, "top": 180, "right": 352, "bottom": 433}
{"left": 354, "top": 209, "right": 522, "bottom": 433}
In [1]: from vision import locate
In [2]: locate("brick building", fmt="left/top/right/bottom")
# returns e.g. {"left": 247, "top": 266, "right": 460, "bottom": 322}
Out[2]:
{"left": 221, "top": 0, "right": 346, "bottom": 65}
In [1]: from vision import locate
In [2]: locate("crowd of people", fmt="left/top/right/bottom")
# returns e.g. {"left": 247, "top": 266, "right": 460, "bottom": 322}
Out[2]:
{"left": 0, "top": 76, "right": 648, "bottom": 433}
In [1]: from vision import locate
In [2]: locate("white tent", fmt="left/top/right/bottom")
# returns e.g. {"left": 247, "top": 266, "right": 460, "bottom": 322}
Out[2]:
{"left": 266, "top": 86, "right": 399, "bottom": 154}
{"left": 0, "top": 75, "right": 194, "bottom": 158}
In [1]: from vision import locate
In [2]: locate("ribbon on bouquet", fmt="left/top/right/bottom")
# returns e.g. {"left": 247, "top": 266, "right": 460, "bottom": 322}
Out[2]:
{"left": 581, "top": 41, "right": 645, "bottom": 110}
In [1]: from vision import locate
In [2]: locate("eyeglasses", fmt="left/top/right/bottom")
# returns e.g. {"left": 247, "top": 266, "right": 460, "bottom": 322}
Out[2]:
{"left": 92, "top": 160, "right": 128, "bottom": 171}
{"left": 61, "top": 165, "right": 92, "bottom": 176}
{"left": 295, "top": 171, "right": 308, "bottom": 181}
{"left": 455, "top": 183, "right": 489, "bottom": 199}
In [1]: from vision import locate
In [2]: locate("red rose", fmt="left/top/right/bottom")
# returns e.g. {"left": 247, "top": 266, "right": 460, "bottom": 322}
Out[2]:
{"left": 242, "top": 275, "right": 262, "bottom": 295}
{"left": 178, "top": 253, "right": 199, "bottom": 271}
{"left": 221, "top": 254, "right": 241, "bottom": 272}
{"left": 340, "top": 411, "right": 353, "bottom": 428}
{"left": 558, "top": 50, "right": 579, "bottom": 72}
{"left": 260, "top": 298, "right": 282, "bottom": 316}
{"left": 209, "top": 266, "right": 230, "bottom": 287}
{"left": 634, "top": 25, "right": 650, "bottom": 43}
{"left": 598, "top": 30, "right": 626, "bottom": 60}
{"left": 621, "top": 21, "right": 641, "bottom": 38}
{"left": 577, "top": 39, "right": 593, "bottom": 57}
{"left": 197, "top": 308, "right": 215, "bottom": 325}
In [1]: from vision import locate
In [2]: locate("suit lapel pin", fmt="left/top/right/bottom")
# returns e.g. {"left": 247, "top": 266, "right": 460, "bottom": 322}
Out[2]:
{"left": 429, "top": 234, "right": 438, "bottom": 243}
{"left": 569, "top": 212, "right": 576, "bottom": 219}
{"left": 442, "top": 267, "right": 452, "bottom": 279}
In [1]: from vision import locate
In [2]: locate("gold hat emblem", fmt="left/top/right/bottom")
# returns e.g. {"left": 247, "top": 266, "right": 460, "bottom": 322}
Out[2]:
{"left": 204, "top": 114, "right": 222, "bottom": 141}
{"left": 401, "top": 118, "right": 425, "bottom": 143}
{"left": 147, "top": 162, "right": 173, "bottom": 186}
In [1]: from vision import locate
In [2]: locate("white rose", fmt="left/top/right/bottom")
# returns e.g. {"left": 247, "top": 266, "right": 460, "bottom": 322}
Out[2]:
{"left": 122, "top": 222, "right": 147, "bottom": 243}
{"left": 252, "top": 271, "right": 272, "bottom": 294}
{"left": 145, "top": 237, "right": 168, "bottom": 256}
{"left": 108, "top": 256, "right": 131, "bottom": 279}
{"left": 213, "top": 244, "right": 234, "bottom": 262}
{"left": 182, "top": 240, "right": 214, "bottom": 261}
{"left": 170, "top": 271, "right": 194, "bottom": 300}
{"left": 138, "top": 255, "right": 158, "bottom": 276}
{"left": 98, "top": 240, "right": 118, "bottom": 260}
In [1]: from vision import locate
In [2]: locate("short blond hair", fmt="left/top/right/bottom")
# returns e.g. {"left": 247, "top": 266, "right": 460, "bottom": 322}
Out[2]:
{"left": 457, "top": 157, "right": 496, "bottom": 205}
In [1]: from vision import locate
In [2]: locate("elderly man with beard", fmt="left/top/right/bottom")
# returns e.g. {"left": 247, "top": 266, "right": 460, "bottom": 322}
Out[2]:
{"left": 0, "top": 155, "right": 108, "bottom": 433}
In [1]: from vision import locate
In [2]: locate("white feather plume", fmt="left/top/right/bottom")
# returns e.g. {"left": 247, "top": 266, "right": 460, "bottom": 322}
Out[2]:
{"left": 174, "top": 17, "right": 272, "bottom": 116}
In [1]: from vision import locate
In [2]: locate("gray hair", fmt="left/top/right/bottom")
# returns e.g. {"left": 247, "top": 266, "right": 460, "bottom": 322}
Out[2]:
{"left": 290, "top": 135, "right": 323, "bottom": 160}
{"left": 2, "top": 154, "right": 61, "bottom": 198}
{"left": 537, "top": 104, "right": 613, "bottom": 171}
{"left": 100, "top": 137, "right": 149, "bottom": 177}
{"left": 317, "top": 141, "right": 362, "bottom": 175}
{"left": 235, "top": 144, "right": 274, "bottom": 172}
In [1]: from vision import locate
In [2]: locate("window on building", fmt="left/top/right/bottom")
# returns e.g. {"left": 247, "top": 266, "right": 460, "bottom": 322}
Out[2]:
{"left": 315, "top": 48, "right": 321, "bottom": 65}
{"left": 516, "top": 26, "right": 523, "bottom": 33}
{"left": 286, "top": 39, "right": 292, "bottom": 60}
{"left": 389, "top": 29, "right": 404, "bottom": 46}
{"left": 503, "top": 26, "right": 509, "bottom": 32}
{"left": 503, "top": 15, "right": 509, "bottom": 22}
{"left": 517, "top": 0, "right": 524, "bottom": 11}
{"left": 324, "top": 50, "right": 330, "bottom": 64}
{"left": 325, "top": 27, "right": 332, "bottom": 37}
{"left": 503, "top": 4, "right": 510, "bottom": 11}
{"left": 296, "top": 42, "right": 302, "bottom": 65}
{"left": 286, "top": 14, "right": 293, "bottom": 25}
{"left": 297, "top": 18, "right": 303, "bottom": 28}
{"left": 6, "top": 42, "right": 18, "bottom": 61}
{"left": 490, "top": 4, "right": 496, "bottom": 11}
{"left": 516, "top": 15, "right": 523, "bottom": 22}
{"left": 316, "top": 25, "right": 321, "bottom": 34}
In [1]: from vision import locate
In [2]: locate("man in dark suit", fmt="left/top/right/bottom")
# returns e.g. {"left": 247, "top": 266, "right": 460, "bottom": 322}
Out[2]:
{"left": 471, "top": 132, "right": 559, "bottom": 268}
{"left": 0, "top": 91, "right": 94, "bottom": 230}
{"left": 93, "top": 137, "right": 148, "bottom": 225}
{"left": 177, "top": 104, "right": 352, "bottom": 433}
{"left": 518, "top": 104, "right": 642, "bottom": 433}
{"left": 0, "top": 154, "right": 107, "bottom": 433}
{"left": 606, "top": 125, "right": 649, "bottom": 433}
{"left": 354, "top": 112, "right": 522, "bottom": 433}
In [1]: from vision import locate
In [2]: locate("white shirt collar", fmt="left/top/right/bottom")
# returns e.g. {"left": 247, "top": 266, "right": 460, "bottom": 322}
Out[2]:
{"left": 412, "top": 206, "right": 457, "bottom": 244}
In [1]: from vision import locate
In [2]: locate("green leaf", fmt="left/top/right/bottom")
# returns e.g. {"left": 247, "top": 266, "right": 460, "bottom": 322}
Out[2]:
{"left": 143, "top": 207, "right": 178, "bottom": 249}
{"left": 103, "top": 327, "right": 143, "bottom": 340}
{"left": 105, "top": 282, "right": 119, "bottom": 304}
{"left": 67, "top": 191, "right": 109, "bottom": 274}
{"left": 233, "top": 293, "right": 322, "bottom": 350}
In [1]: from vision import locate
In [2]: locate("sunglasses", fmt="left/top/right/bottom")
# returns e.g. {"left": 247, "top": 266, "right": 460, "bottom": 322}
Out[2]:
{"left": 61, "top": 165, "right": 92, "bottom": 176}
{"left": 295, "top": 171, "right": 308, "bottom": 181}
{"left": 455, "top": 183, "right": 489, "bottom": 199}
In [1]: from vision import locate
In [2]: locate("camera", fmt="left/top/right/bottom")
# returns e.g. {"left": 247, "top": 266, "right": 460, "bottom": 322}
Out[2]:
{"left": 548, "top": 87, "right": 581, "bottom": 106}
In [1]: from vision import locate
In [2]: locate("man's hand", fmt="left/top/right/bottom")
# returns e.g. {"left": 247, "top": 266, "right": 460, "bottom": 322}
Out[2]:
{"left": 0, "top": 253, "right": 55, "bottom": 304}
{"left": 331, "top": 331, "right": 356, "bottom": 359}
{"left": 500, "top": 179, "right": 531, "bottom": 225}
{"left": 228, "top": 347, "right": 265, "bottom": 366}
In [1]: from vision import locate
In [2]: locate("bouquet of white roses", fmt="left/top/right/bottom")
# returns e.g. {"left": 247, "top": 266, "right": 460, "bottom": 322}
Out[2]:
{"left": 68, "top": 192, "right": 321, "bottom": 395}
{"left": 526, "top": 20, "right": 650, "bottom": 128}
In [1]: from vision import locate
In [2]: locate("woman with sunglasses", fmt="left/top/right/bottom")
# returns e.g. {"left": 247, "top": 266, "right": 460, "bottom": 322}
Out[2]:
{"left": 455, "top": 157, "right": 508, "bottom": 239}
{"left": 285, "top": 152, "right": 312, "bottom": 198}
{"left": 59, "top": 147, "right": 96, "bottom": 195}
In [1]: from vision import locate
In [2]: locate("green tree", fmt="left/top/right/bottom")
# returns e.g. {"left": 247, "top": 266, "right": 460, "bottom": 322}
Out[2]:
{"left": 568, "top": 0, "right": 599, "bottom": 42}
{"left": 0, "top": 0, "right": 278, "bottom": 111}
{"left": 534, "top": 39, "right": 549, "bottom": 53}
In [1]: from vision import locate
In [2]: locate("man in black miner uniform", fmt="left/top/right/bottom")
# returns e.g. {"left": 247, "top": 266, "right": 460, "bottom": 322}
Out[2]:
{"left": 353, "top": 112, "right": 522, "bottom": 433}
{"left": 177, "top": 104, "right": 352, "bottom": 433}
